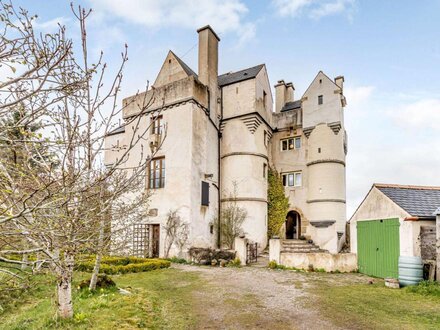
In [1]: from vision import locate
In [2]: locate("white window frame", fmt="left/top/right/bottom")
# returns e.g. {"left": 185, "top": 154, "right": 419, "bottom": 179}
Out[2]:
{"left": 282, "top": 171, "right": 302, "bottom": 187}
{"left": 280, "top": 136, "right": 301, "bottom": 152}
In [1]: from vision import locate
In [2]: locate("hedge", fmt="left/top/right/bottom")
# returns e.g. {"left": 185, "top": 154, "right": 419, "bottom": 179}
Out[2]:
{"left": 75, "top": 256, "right": 170, "bottom": 274}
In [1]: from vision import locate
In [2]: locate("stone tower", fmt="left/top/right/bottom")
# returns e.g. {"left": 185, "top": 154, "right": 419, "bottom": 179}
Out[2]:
{"left": 219, "top": 65, "right": 273, "bottom": 250}
{"left": 302, "top": 72, "right": 347, "bottom": 235}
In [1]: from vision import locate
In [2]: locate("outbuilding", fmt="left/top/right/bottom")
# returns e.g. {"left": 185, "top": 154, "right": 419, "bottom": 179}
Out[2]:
{"left": 350, "top": 184, "right": 440, "bottom": 278}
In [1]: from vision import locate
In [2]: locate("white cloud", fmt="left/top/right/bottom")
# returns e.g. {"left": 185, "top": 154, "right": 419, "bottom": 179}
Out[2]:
{"left": 344, "top": 88, "right": 440, "bottom": 217}
{"left": 272, "top": 0, "right": 355, "bottom": 19}
{"left": 34, "top": 17, "right": 70, "bottom": 32}
{"left": 388, "top": 98, "right": 440, "bottom": 130}
{"left": 344, "top": 85, "right": 374, "bottom": 110}
{"left": 88, "top": 0, "right": 255, "bottom": 42}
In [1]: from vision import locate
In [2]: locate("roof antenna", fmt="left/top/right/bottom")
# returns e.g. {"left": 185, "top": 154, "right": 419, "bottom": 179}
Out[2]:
{"left": 181, "top": 42, "right": 197, "bottom": 59}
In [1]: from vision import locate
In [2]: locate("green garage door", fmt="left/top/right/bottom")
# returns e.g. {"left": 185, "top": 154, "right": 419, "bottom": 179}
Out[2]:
{"left": 357, "top": 218, "right": 400, "bottom": 278}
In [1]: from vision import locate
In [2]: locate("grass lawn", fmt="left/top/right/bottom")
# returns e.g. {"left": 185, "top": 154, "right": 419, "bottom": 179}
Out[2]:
{"left": 0, "top": 268, "right": 202, "bottom": 330}
{"left": 3, "top": 265, "right": 440, "bottom": 330}
{"left": 310, "top": 278, "right": 440, "bottom": 330}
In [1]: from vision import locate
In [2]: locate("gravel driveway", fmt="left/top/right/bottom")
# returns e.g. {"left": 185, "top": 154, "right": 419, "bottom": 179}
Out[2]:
{"left": 174, "top": 263, "right": 370, "bottom": 330}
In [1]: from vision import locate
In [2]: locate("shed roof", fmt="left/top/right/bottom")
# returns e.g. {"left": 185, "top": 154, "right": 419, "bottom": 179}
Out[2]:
{"left": 375, "top": 184, "right": 440, "bottom": 217}
{"left": 218, "top": 64, "right": 265, "bottom": 87}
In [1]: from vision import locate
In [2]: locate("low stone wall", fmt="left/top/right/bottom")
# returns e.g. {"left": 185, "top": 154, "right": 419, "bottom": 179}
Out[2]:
{"left": 280, "top": 252, "right": 357, "bottom": 272}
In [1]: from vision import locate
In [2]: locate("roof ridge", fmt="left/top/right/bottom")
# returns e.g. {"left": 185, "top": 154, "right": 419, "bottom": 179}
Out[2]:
{"left": 218, "top": 63, "right": 265, "bottom": 78}
{"left": 374, "top": 183, "right": 440, "bottom": 191}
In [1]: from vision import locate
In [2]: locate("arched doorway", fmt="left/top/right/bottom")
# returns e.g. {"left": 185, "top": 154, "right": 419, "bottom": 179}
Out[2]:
{"left": 286, "top": 211, "right": 301, "bottom": 239}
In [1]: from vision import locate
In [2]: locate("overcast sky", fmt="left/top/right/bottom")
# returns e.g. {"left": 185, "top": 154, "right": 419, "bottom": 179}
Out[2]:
{"left": 15, "top": 0, "right": 440, "bottom": 217}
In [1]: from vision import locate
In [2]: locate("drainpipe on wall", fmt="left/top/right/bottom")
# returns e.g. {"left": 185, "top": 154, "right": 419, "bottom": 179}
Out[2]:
{"left": 435, "top": 208, "right": 440, "bottom": 282}
{"left": 217, "top": 87, "right": 223, "bottom": 249}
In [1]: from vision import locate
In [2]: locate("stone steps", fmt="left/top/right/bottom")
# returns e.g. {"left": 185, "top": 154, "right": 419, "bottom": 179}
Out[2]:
{"left": 281, "top": 239, "right": 326, "bottom": 253}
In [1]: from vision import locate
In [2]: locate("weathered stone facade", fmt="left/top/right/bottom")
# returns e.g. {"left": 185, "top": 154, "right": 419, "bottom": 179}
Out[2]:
{"left": 104, "top": 26, "right": 347, "bottom": 257}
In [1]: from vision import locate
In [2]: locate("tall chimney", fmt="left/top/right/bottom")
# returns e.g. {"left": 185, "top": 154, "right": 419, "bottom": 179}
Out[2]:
{"left": 335, "top": 75, "right": 344, "bottom": 90}
{"left": 197, "top": 25, "right": 220, "bottom": 93}
{"left": 275, "top": 80, "right": 286, "bottom": 113}
{"left": 285, "top": 82, "right": 295, "bottom": 102}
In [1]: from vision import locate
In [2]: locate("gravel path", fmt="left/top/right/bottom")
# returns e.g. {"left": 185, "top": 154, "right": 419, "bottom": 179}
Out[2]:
{"left": 174, "top": 263, "right": 370, "bottom": 330}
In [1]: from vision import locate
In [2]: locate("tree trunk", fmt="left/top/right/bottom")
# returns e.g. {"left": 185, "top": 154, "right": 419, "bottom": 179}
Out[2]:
{"left": 57, "top": 253, "right": 74, "bottom": 318}
{"left": 89, "top": 235, "right": 103, "bottom": 291}
{"left": 90, "top": 186, "right": 106, "bottom": 291}
{"left": 57, "top": 274, "right": 73, "bottom": 318}
{"left": 21, "top": 253, "right": 28, "bottom": 270}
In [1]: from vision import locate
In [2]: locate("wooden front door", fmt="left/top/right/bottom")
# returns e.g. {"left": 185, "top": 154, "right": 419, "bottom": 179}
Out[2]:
{"left": 152, "top": 224, "right": 160, "bottom": 258}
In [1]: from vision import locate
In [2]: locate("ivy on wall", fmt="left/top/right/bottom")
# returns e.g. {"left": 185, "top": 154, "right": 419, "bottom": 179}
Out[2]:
{"left": 267, "top": 166, "right": 289, "bottom": 239}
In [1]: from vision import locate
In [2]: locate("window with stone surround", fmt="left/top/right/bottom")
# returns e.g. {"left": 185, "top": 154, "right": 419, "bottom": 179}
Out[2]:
{"left": 148, "top": 157, "right": 165, "bottom": 189}
{"left": 280, "top": 137, "right": 301, "bottom": 151}
{"left": 151, "top": 115, "right": 163, "bottom": 135}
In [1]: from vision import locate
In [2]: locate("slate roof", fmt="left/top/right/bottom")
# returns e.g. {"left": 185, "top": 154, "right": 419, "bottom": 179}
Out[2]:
{"left": 171, "top": 51, "right": 198, "bottom": 78}
{"left": 281, "top": 100, "right": 302, "bottom": 112}
{"left": 375, "top": 184, "right": 440, "bottom": 217}
{"left": 107, "top": 125, "right": 125, "bottom": 136}
{"left": 218, "top": 64, "right": 265, "bottom": 87}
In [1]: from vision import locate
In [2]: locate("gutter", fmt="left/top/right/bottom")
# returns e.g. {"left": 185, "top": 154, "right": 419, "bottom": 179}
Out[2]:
{"left": 404, "top": 216, "right": 436, "bottom": 221}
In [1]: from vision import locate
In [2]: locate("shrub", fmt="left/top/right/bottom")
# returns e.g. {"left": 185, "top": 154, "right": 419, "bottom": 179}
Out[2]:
{"left": 268, "top": 260, "right": 278, "bottom": 269}
{"left": 166, "top": 257, "right": 187, "bottom": 264}
{"left": 267, "top": 167, "right": 289, "bottom": 238}
{"left": 78, "top": 274, "right": 116, "bottom": 290}
{"left": 227, "top": 258, "right": 241, "bottom": 267}
{"left": 406, "top": 281, "right": 440, "bottom": 297}
{"left": 75, "top": 257, "right": 170, "bottom": 274}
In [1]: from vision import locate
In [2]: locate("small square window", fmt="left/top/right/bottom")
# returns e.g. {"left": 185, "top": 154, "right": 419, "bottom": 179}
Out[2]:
{"left": 288, "top": 138, "right": 294, "bottom": 150}
{"left": 281, "top": 140, "right": 288, "bottom": 151}
{"left": 318, "top": 95, "right": 323, "bottom": 105}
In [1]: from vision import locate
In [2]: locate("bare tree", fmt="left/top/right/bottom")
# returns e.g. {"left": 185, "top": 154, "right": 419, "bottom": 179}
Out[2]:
{"left": 163, "top": 210, "right": 189, "bottom": 258}
{"left": 0, "top": 2, "right": 165, "bottom": 318}
{"left": 216, "top": 182, "right": 247, "bottom": 249}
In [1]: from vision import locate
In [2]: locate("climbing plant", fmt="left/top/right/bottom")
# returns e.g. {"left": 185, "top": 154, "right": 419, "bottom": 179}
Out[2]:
{"left": 267, "top": 166, "right": 289, "bottom": 238}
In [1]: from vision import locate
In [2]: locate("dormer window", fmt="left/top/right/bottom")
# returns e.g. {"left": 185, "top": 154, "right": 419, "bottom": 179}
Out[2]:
{"left": 318, "top": 95, "right": 323, "bottom": 105}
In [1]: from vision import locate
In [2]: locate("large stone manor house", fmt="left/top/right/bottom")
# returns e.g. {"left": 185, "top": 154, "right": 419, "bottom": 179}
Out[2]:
{"left": 104, "top": 26, "right": 347, "bottom": 257}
